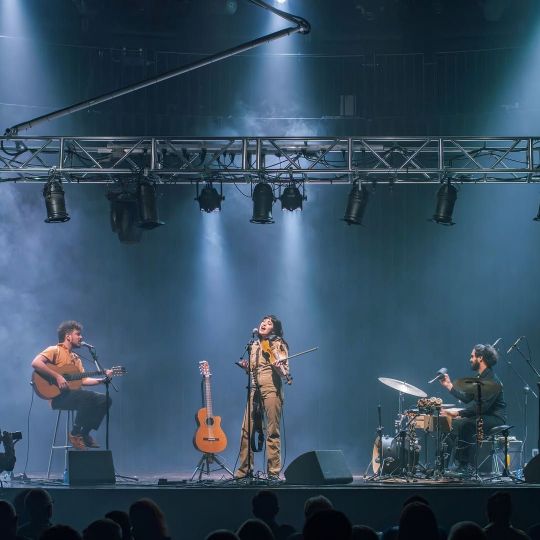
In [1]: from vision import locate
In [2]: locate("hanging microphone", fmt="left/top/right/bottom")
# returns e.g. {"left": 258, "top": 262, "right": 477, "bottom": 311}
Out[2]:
{"left": 492, "top": 337, "right": 502, "bottom": 349}
{"left": 80, "top": 341, "right": 95, "bottom": 349}
{"left": 428, "top": 367, "right": 448, "bottom": 384}
{"left": 506, "top": 336, "right": 524, "bottom": 354}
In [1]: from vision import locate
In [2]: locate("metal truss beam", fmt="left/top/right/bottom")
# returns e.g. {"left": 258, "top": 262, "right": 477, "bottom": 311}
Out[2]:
{"left": 1, "top": 136, "right": 539, "bottom": 184}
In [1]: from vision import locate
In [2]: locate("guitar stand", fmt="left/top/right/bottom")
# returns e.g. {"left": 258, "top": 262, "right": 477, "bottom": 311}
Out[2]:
{"left": 191, "top": 452, "right": 234, "bottom": 482}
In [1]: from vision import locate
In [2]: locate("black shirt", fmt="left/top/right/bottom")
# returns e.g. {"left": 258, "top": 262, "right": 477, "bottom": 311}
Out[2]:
{"left": 449, "top": 367, "right": 506, "bottom": 421}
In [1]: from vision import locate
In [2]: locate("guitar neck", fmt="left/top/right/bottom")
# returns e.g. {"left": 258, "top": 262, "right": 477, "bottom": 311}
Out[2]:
{"left": 63, "top": 369, "right": 106, "bottom": 382}
{"left": 203, "top": 376, "right": 213, "bottom": 418}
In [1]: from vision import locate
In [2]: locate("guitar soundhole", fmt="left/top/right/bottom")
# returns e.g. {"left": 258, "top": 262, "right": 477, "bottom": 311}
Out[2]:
{"left": 205, "top": 417, "right": 215, "bottom": 426}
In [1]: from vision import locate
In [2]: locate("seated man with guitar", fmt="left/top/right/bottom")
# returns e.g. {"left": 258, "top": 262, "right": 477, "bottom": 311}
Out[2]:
{"left": 236, "top": 315, "right": 291, "bottom": 481}
{"left": 31, "top": 320, "right": 113, "bottom": 450}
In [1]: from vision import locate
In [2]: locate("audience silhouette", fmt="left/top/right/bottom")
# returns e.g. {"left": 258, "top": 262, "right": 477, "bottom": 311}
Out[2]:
{"left": 237, "top": 518, "right": 275, "bottom": 540}
{"left": 129, "top": 498, "right": 171, "bottom": 540}
{"left": 17, "top": 488, "right": 53, "bottom": 540}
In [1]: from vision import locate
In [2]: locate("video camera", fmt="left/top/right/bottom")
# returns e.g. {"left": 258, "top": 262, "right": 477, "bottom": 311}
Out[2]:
{"left": 0, "top": 429, "right": 21, "bottom": 473}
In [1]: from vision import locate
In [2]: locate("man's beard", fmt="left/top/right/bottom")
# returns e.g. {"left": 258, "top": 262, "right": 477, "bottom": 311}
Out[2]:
{"left": 470, "top": 359, "right": 480, "bottom": 371}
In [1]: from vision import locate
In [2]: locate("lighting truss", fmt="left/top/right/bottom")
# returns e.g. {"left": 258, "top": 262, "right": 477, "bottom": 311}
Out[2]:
{"left": 1, "top": 136, "right": 540, "bottom": 184}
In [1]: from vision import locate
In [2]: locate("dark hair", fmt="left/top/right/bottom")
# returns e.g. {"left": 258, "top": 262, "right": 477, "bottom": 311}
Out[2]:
{"left": 24, "top": 488, "right": 53, "bottom": 520}
{"left": 129, "top": 498, "right": 169, "bottom": 539}
{"left": 41, "top": 524, "right": 82, "bottom": 540}
{"left": 57, "top": 321, "right": 82, "bottom": 343}
{"left": 263, "top": 315, "right": 283, "bottom": 338}
{"left": 236, "top": 518, "right": 274, "bottom": 540}
{"left": 474, "top": 344, "right": 498, "bottom": 367}
{"left": 448, "top": 521, "right": 486, "bottom": 540}
{"left": 398, "top": 502, "right": 439, "bottom": 540}
{"left": 303, "top": 509, "right": 352, "bottom": 540}
{"left": 304, "top": 495, "right": 333, "bottom": 520}
{"left": 105, "top": 510, "right": 131, "bottom": 540}
{"left": 252, "top": 490, "right": 279, "bottom": 520}
{"left": 83, "top": 518, "right": 122, "bottom": 540}
{"left": 352, "top": 524, "right": 379, "bottom": 540}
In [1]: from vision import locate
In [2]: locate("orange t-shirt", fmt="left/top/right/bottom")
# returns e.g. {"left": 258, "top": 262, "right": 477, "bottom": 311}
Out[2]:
{"left": 39, "top": 344, "right": 84, "bottom": 373}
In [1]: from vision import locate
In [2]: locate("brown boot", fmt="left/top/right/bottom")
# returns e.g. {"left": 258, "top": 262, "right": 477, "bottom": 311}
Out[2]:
{"left": 68, "top": 433, "right": 86, "bottom": 451}
{"left": 82, "top": 434, "right": 100, "bottom": 448}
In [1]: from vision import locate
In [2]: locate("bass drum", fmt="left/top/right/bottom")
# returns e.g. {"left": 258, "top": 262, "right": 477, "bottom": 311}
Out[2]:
{"left": 372, "top": 435, "right": 420, "bottom": 475}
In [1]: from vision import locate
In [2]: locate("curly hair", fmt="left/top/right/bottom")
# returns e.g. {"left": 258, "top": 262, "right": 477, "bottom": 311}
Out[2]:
{"left": 473, "top": 344, "right": 498, "bottom": 367}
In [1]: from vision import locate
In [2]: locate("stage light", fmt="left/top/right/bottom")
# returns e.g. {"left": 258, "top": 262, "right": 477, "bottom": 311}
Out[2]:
{"left": 342, "top": 181, "right": 369, "bottom": 225}
{"left": 137, "top": 181, "right": 165, "bottom": 230}
{"left": 43, "top": 175, "right": 70, "bottom": 223}
{"left": 431, "top": 180, "right": 457, "bottom": 226}
{"left": 280, "top": 185, "right": 305, "bottom": 211}
{"left": 251, "top": 182, "right": 275, "bottom": 224}
{"left": 196, "top": 182, "right": 224, "bottom": 212}
{"left": 108, "top": 191, "right": 143, "bottom": 244}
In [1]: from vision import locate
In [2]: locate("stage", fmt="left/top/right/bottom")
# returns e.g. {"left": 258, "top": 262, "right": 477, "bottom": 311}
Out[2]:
{"left": 2, "top": 473, "right": 539, "bottom": 540}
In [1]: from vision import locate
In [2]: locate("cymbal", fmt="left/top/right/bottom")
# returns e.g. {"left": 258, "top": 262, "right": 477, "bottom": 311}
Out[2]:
{"left": 378, "top": 377, "right": 427, "bottom": 398}
{"left": 453, "top": 377, "right": 501, "bottom": 399}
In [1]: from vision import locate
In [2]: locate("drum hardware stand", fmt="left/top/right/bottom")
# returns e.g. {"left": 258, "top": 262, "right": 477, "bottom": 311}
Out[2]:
{"left": 366, "top": 404, "right": 387, "bottom": 481}
{"left": 482, "top": 426, "right": 523, "bottom": 483}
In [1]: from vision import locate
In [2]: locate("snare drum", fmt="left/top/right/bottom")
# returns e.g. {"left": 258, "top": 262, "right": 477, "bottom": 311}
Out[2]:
{"left": 372, "top": 435, "right": 420, "bottom": 475}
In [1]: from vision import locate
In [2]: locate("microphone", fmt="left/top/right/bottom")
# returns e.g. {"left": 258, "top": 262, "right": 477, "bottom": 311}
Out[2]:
{"left": 428, "top": 367, "right": 448, "bottom": 384}
{"left": 492, "top": 337, "right": 502, "bottom": 349}
{"left": 252, "top": 328, "right": 258, "bottom": 336}
{"left": 506, "top": 336, "right": 524, "bottom": 354}
{"left": 80, "top": 341, "right": 95, "bottom": 349}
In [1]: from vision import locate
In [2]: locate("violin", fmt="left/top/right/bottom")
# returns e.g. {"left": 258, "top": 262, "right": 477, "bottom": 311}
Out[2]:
{"left": 261, "top": 336, "right": 293, "bottom": 385}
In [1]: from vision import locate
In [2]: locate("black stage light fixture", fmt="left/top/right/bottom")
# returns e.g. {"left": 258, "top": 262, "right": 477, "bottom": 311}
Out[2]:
{"left": 109, "top": 192, "right": 143, "bottom": 244}
{"left": 342, "top": 181, "right": 369, "bottom": 225}
{"left": 431, "top": 180, "right": 457, "bottom": 226}
{"left": 280, "top": 185, "right": 305, "bottom": 211}
{"left": 43, "top": 175, "right": 70, "bottom": 223}
{"left": 137, "top": 181, "right": 165, "bottom": 230}
{"left": 250, "top": 182, "right": 275, "bottom": 224}
{"left": 196, "top": 182, "right": 224, "bottom": 212}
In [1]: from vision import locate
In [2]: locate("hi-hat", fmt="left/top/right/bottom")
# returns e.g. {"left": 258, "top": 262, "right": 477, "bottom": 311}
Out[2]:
{"left": 378, "top": 377, "right": 427, "bottom": 398}
{"left": 453, "top": 377, "right": 501, "bottom": 400}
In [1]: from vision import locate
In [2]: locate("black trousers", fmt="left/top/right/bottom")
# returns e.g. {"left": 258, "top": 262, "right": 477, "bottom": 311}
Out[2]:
{"left": 450, "top": 415, "right": 505, "bottom": 465}
{"left": 51, "top": 389, "right": 111, "bottom": 434}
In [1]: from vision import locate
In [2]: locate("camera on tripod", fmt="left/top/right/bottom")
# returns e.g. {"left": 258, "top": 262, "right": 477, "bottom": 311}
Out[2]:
{"left": 1, "top": 431, "right": 22, "bottom": 443}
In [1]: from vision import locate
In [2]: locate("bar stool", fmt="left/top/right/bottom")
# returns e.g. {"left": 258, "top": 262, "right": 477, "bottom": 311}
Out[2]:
{"left": 47, "top": 409, "right": 74, "bottom": 479}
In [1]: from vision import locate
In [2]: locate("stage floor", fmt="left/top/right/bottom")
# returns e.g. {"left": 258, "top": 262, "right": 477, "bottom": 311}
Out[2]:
{"left": 2, "top": 472, "right": 539, "bottom": 540}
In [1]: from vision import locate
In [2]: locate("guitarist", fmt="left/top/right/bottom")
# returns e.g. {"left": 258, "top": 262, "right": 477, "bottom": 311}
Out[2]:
{"left": 235, "top": 315, "right": 291, "bottom": 481}
{"left": 31, "top": 320, "right": 112, "bottom": 450}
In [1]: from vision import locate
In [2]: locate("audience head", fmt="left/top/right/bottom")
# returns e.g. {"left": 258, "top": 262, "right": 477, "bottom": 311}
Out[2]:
{"left": 303, "top": 509, "right": 352, "bottom": 540}
{"left": 304, "top": 495, "right": 334, "bottom": 521}
{"left": 252, "top": 490, "right": 279, "bottom": 522}
{"left": 237, "top": 518, "right": 274, "bottom": 540}
{"left": 105, "top": 510, "right": 131, "bottom": 540}
{"left": 129, "top": 498, "right": 169, "bottom": 540}
{"left": 448, "top": 521, "right": 486, "bottom": 540}
{"left": 486, "top": 491, "right": 512, "bottom": 525}
{"left": 83, "top": 518, "right": 122, "bottom": 540}
{"left": 402, "top": 495, "right": 429, "bottom": 507}
{"left": 12, "top": 489, "right": 31, "bottom": 525}
{"left": 0, "top": 499, "right": 17, "bottom": 537}
{"left": 398, "top": 501, "right": 439, "bottom": 540}
{"left": 206, "top": 530, "right": 240, "bottom": 540}
{"left": 352, "top": 524, "right": 379, "bottom": 540}
{"left": 24, "top": 488, "right": 53, "bottom": 522}
{"left": 40, "top": 524, "right": 82, "bottom": 540}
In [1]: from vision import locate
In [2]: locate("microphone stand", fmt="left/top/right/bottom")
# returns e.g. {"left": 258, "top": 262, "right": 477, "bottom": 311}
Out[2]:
{"left": 513, "top": 343, "right": 540, "bottom": 454}
{"left": 87, "top": 346, "right": 117, "bottom": 450}
{"left": 506, "top": 357, "right": 537, "bottom": 465}
{"left": 238, "top": 334, "right": 257, "bottom": 482}
{"left": 86, "top": 346, "right": 137, "bottom": 483}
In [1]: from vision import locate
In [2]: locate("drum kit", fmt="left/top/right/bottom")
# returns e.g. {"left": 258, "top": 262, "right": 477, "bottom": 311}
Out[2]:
{"left": 370, "top": 376, "right": 463, "bottom": 480}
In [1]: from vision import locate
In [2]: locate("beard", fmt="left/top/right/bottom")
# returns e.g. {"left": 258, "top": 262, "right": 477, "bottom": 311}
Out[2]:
{"left": 470, "top": 359, "right": 480, "bottom": 371}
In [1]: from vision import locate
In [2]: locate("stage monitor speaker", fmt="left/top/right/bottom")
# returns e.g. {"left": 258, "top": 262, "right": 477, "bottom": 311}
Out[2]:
{"left": 524, "top": 454, "right": 540, "bottom": 483}
{"left": 68, "top": 450, "right": 116, "bottom": 485}
{"left": 284, "top": 450, "right": 353, "bottom": 485}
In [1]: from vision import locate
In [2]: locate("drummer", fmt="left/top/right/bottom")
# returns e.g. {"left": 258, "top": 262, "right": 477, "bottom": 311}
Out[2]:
{"left": 439, "top": 344, "right": 507, "bottom": 474}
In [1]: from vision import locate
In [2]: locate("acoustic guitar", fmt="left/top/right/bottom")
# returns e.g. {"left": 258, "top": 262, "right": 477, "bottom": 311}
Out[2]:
{"left": 193, "top": 360, "right": 227, "bottom": 454}
{"left": 32, "top": 364, "right": 127, "bottom": 400}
